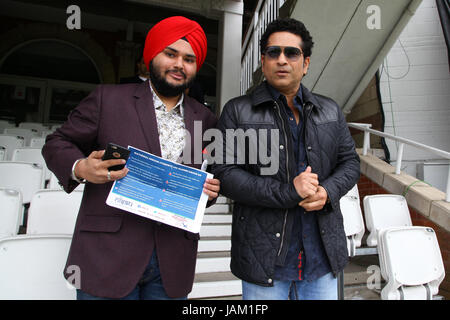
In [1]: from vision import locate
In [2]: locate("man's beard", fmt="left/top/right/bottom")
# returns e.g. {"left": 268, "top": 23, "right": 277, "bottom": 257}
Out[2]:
{"left": 149, "top": 61, "right": 195, "bottom": 97}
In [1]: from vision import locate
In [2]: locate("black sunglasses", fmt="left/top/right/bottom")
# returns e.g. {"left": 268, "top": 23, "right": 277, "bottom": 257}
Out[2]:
{"left": 264, "top": 46, "right": 303, "bottom": 61}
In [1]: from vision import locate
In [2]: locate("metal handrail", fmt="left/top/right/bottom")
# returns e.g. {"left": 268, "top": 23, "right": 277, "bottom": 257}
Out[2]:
{"left": 348, "top": 122, "right": 450, "bottom": 202}
{"left": 241, "top": 0, "right": 284, "bottom": 94}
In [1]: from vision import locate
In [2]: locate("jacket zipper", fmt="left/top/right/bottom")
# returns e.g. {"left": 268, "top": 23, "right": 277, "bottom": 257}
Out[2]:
{"left": 274, "top": 101, "right": 289, "bottom": 257}
{"left": 303, "top": 103, "right": 312, "bottom": 166}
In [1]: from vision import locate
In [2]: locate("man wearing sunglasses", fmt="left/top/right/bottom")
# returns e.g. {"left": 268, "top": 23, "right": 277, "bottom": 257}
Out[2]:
{"left": 212, "top": 18, "right": 359, "bottom": 300}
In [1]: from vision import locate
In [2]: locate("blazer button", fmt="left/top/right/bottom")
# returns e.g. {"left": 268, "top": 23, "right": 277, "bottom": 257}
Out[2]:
{"left": 279, "top": 145, "right": 284, "bottom": 150}
{"left": 307, "top": 146, "right": 312, "bottom": 151}
{"left": 321, "top": 229, "right": 326, "bottom": 235}
{"left": 275, "top": 233, "right": 281, "bottom": 238}
{"left": 240, "top": 216, "right": 245, "bottom": 221}
{"left": 268, "top": 278, "right": 273, "bottom": 284}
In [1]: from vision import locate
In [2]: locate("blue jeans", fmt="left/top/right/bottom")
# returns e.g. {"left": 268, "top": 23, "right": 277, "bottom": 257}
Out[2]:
{"left": 77, "top": 250, "right": 187, "bottom": 300}
{"left": 242, "top": 272, "right": 337, "bottom": 300}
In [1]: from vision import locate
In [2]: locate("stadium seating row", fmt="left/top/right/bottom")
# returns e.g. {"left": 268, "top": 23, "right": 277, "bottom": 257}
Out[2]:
{"left": 340, "top": 186, "right": 445, "bottom": 300}
{"left": 0, "top": 126, "right": 446, "bottom": 300}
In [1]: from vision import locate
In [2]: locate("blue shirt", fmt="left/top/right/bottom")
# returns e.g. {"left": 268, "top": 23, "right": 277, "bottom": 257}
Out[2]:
{"left": 268, "top": 84, "right": 332, "bottom": 282}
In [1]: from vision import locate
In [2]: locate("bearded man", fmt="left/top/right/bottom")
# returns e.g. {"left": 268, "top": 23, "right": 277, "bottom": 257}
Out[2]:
{"left": 42, "top": 16, "right": 220, "bottom": 300}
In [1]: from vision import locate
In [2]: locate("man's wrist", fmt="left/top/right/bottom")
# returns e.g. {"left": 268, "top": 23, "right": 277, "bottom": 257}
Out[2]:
{"left": 72, "top": 158, "right": 87, "bottom": 184}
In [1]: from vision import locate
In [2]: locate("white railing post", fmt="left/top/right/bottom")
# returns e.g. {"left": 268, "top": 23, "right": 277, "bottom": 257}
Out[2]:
{"left": 446, "top": 167, "right": 450, "bottom": 202}
{"left": 241, "top": 0, "right": 283, "bottom": 94}
{"left": 348, "top": 122, "right": 450, "bottom": 202}
{"left": 395, "top": 143, "right": 404, "bottom": 174}
{"left": 363, "top": 131, "right": 370, "bottom": 156}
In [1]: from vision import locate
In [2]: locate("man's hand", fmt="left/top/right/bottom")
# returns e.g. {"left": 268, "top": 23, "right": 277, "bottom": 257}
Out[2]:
{"left": 293, "top": 166, "right": 319, "bottom": 199}
{"left": 299, "top": 185, "right": 328, "bottom": 211}
{"left": 203, "top": 178, "right": 220, "bottom": 201}
{"left": 74, "top": 150, "right": 129, "bottom": 184}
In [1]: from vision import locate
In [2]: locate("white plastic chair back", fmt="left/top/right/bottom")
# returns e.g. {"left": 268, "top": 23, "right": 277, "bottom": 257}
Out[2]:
{"left": 30, "top": 137, "right": 46, "bottom": 148}
{"left": 41, "top": 129, "right": 54, "bottom": 138}
{"left": 363, "top": 195, "right": 412, "bottom": 247}
{"left": 0, "top": 146, "right": 5, "bottom": 161}
{"left": 344, "top": 184, "right": 360, "bottom": 200}
{"left": 0, "top": 120, "right": 15, "bottom": 131}
{"left": 340, "top": 185, "right": 365, "bottom": 256}
{"left": 50, "top": 124, "right": 62, "bottom": 131}
{"left": 4, "top": 128, "right": 39, "bottom": 146}
{"left": 0, "top": 189, "right": 22, "bottom": 238}
{"left": 48, "top": 172, "right": 61, "bottom": 189}
{"left": 27, "top": 190, "right": 82, "bottom": 235}
{"left": 0, "top": 134, "right": 25, "bottom": 160}
{"left": 18, "top": 122, "right": 48, "bottom": 134}
{"left": 11, "top": 147, "right": 50, "bottom": 180}
{"left": 0, "top": 235, "right": 76, "bottom": 299}
{"left": 378, "top": 226, "right": 445, "bottom": 300}
{"left": 0, "top": 162, "right": 45, "bottom": 203}
{"left": 48, "top": 172, "right": 84, "bottom": 191}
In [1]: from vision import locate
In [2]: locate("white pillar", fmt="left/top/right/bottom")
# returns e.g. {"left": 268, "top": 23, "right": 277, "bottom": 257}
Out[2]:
{"left": 216, "top": 0, "right": 243, "bottom": 114}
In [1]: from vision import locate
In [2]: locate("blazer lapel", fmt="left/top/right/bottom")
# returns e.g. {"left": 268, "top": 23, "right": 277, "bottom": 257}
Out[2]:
{"left": 133, "top": 80, "right": 162, "bottom": 157}
{"left": 181, "top": 97, "right": 202, "bottom": 169}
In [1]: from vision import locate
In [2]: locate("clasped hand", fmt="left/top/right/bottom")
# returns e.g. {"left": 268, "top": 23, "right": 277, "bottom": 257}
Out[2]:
{"left": 293, "top": 166, "right": 328, "bottom": 211}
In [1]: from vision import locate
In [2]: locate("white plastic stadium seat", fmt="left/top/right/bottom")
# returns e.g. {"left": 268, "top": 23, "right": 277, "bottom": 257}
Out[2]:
{"left": 41, "top": 129, "right": 54, "bottom": 138}
{"left": 363, "top": 195, "right": 412, "bottom": 247}
{"left": 30, "top": 137, "right": 46, "bottom": 148}
{"left": 0, "top": 134, "right": 25, "bottom": 160}
{"left": 27, "top": 190, "right": 83, "bottom": 235}
{"left": 0, "top": 189, "right": 22, "bottom": 238}
{"left": 0, "top": 235, "right": 76, "bottom": 299}
{"left": 340, "top": 185, "right": 365, "bottom": 256}
{"left": 0, "top": 146, "right": 5, "bottom": 161}
{"left": 0, "top": 162, "right": 45, "bottom": 204}
{"left": 378, "top": 226, "right": 445, "bottom": 300}
{"left": 11, "top": 147, "right": 51, "bottom": 180}
{"left": 18, "top": 122, "right": 48, "bottom": 134}
{"left": 48, "top": 172, "right": 85, "bottom": 191}
{"left": 50, "top": 124, "right": 62, "bottom": 131}
{"left": 0, "top": 120, "right": 16, "bottom": 131}
{"left": 4, "top": 128, "right": 39, "bottom": 146}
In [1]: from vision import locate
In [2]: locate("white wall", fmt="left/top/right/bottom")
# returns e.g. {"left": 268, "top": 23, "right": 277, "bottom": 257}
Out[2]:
{"left": 379, "top": 0, "right": 450, "bottom": 185}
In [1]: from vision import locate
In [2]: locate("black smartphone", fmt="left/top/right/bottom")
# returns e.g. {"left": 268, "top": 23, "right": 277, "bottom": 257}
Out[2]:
{"left": 102, "top": 143, "right": 130, "bottom": 171}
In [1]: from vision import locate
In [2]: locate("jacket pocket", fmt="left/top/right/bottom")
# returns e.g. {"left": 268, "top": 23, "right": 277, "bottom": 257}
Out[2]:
{"left": 79, "top": 215, "right": 123, "bottom": 233}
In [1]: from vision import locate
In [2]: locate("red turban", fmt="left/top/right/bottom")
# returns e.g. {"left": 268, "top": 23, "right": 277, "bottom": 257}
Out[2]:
{"left": 143, "top": 16, "right": 207, "bottom": 72}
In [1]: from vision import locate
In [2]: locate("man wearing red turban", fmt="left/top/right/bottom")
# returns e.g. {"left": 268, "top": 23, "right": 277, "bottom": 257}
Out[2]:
{"left": 42, "top": 16, "right": 220, "bottom": 300}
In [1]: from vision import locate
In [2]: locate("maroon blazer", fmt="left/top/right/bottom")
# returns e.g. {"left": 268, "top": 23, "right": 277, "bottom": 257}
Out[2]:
{"left": 42, "top": 80, "right": 217, "bottom": 298}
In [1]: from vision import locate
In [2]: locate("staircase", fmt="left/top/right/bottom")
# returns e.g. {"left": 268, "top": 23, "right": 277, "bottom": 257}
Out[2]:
{"left": 189, "top": 196, "right": 241, "bottom": 299}
{"left": 189, "top": 197, "right": 383, "bottom": 300}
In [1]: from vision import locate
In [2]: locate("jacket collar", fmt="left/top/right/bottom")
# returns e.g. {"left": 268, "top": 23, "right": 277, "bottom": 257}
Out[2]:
{"left": 132, "top": 79, "right": 201, "bottom": 165}
{"left": 250, "top": 81, "right": 322, "bottom": 110}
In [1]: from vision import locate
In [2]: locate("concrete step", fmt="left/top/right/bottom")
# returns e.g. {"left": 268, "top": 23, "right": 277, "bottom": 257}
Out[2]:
{"left": 194, "top": 271, "right": 238, "bottom": 282}
{"left": 202, "top": 213, "right": 232, "bottom": 224}
{"left": 190, "top": 271, "right": 241, "bottom": 299}
{"left": 189, "top": 279, "right": 242, "bottom": 299}
{"left": 215, "top": 196, "right": 230, "bottom": 204}
{"left": 198, "top": 237, "right": 231, "bottom": 252}
{"left": 195, "top": 251, "right": 231, "bottom": 274}
{"left": 205, "top": 204, "right": 231, "bottom": 214}
{"left": 200, "top": 223, "right": 231, "bottom": 237}
{"left": 344, "top": 255, "right": 381, "bottom": 285}
{"left": 344, "top": 284, "right": 381, "bottom": 300}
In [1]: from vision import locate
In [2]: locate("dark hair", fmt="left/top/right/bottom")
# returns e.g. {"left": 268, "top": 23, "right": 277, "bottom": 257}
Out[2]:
{"left": 260, "top": 18, "right": 314, "bottom": 58}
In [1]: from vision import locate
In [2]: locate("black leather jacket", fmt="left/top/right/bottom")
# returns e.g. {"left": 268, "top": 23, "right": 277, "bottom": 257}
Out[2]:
{"left": 211, "top": 81, "right": 360, "bottom": 286}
